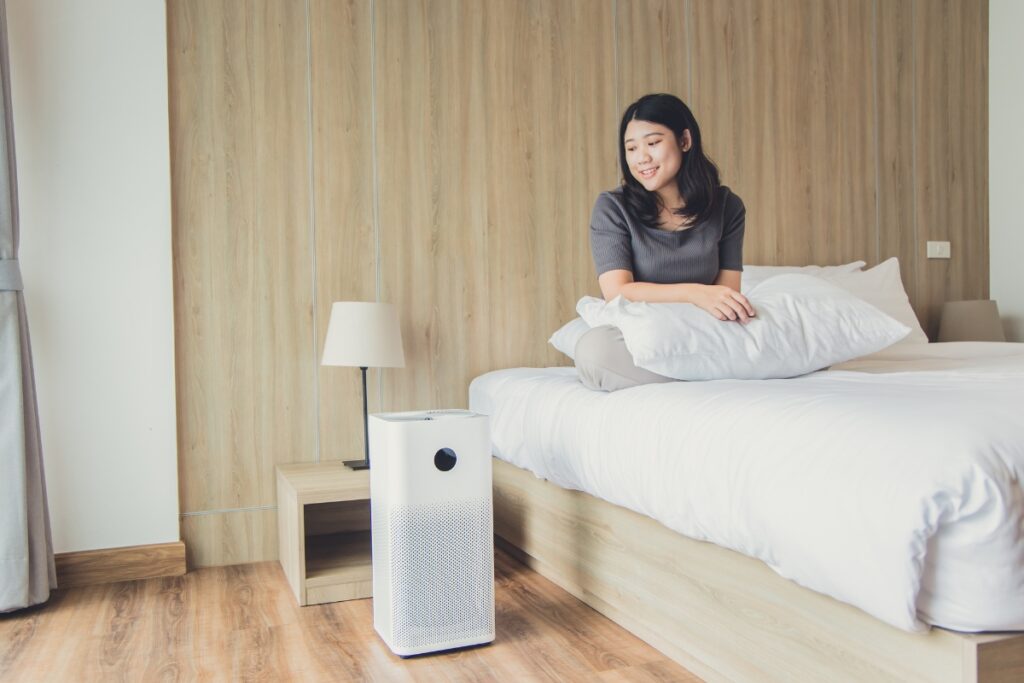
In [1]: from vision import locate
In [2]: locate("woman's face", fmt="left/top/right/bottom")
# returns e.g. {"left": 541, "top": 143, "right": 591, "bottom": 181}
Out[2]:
{"left": 623, "top": 119, "right": 691, "bottom": 198}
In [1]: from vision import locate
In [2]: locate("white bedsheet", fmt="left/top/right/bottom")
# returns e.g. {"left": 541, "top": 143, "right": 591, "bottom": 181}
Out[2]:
{"left": 469, "top": 342, "right": 1024, "bottom": 632}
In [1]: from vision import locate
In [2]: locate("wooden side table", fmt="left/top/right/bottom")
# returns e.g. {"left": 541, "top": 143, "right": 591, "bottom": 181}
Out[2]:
{"left": 276, "top": 462, "right": 372, "bottom": 606}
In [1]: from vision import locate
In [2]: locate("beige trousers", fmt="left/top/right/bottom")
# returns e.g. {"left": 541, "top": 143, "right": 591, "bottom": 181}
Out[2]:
{"left": 574, "top": 325, "right": 675, "bottom": 391}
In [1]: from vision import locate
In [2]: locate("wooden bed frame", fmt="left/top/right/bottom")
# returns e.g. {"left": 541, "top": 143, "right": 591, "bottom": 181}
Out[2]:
{"left": 492, "top": 458, "right": 1024, "bottom": 682}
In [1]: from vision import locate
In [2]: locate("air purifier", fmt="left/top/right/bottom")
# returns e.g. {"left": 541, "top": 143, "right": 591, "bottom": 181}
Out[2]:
{"left": 368, "top": 409, "right": 494, "bottom": 656}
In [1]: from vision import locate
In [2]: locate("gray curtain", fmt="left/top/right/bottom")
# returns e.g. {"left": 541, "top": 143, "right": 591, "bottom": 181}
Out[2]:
{"left": 0, "top": 0, "right": 56, "bottom": 612}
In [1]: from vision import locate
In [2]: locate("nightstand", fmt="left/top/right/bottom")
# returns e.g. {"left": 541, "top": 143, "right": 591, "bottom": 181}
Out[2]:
{"left": 276, "top": 462, "right": 372, "bottom": 606}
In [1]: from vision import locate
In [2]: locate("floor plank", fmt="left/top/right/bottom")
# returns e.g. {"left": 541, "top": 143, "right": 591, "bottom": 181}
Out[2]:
{"left": 0, "top": 549, "right": 700, "bottom": 682}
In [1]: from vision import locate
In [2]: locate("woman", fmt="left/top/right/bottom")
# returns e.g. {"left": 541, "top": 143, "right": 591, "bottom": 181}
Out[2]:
{"left": 576, "top": 93, "right": 756, "bottom": 391}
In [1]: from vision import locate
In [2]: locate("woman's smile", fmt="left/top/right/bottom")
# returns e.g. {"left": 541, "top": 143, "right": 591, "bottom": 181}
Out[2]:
{"left": 637, "top": 166, "right": 659, "bottom": 179}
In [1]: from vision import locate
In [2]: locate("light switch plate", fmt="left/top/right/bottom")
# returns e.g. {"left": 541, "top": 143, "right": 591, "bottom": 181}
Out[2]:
{"left": 927, "top": 241, "right": 951, "bottom": 259}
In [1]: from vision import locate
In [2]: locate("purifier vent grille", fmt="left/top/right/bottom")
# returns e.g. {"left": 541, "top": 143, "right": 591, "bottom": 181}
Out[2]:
{"left": 389, "top": 499, "right": 494, "bottom": 650}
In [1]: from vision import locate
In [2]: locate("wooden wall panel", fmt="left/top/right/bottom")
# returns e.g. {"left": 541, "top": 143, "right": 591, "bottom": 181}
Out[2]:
{"left": 168, "top": 0, "right": 989, "bottom": 566}
{"left": 375, "top": 0, "right": 491, "bottom": 412}
{"left": 481, "top": 1, "right": 536, "bottom": 371}
{"left": 914, "top": 0, "right": 989, "bottom": 339}
{"left": 877, "top": 0, "right": 919, "bottom": 318}
{"left": 616, "top": 0, "right": 691, "bottom": 111}
{"left": 691, "top": 0, "right": 877, "bottom": 269}
{"left": 558, "top": 0, "right": 617, "bottom": 332}
{"left": 169, "top": 0, "right": 314, "bottom": 523}
{"left": 482, "top": 0, "right": 614, "bottom": 372}
{"left": 309, "top": 0, "right": 376, "bottom": 461}
{"left": 376, "top": 0, "right": 614, "bottom": 413}
{"left": 180, "top": 510, "right": 278, "bottom": 568}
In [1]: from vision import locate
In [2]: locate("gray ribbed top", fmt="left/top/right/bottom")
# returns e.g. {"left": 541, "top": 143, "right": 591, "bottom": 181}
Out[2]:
{"left": 589, "top": 186, "right": 745, "bottom": 285}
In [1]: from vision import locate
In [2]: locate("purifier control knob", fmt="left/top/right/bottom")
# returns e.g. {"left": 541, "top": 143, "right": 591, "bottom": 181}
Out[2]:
{"left": 434, "top": 447, "right": 457, "bottom": 471}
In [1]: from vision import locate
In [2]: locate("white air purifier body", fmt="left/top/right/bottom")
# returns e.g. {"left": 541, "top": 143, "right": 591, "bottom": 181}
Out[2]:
{"left": 368, "top": 409, "right": 494, "bottom": 656}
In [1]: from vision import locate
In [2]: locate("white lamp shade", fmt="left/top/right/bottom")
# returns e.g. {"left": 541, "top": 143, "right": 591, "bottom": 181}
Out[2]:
{"left": 322, "top": 302, "right": 406, "bottom": 368}
{"left": 937, "top": 300, "right": 1006, "bottom": 343}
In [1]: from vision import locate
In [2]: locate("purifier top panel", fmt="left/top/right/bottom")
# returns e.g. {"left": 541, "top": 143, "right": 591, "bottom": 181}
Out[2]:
{"left": 368, "top": 409, "right": 492, "bottom": 506}
{"left": 372, "top": 409, "right": 482, "bottom": 422}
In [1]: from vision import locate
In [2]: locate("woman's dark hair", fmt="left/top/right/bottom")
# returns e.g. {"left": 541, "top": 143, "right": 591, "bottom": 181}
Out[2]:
{"left": 618, "top": 93, "right": 720, "bottom": 227}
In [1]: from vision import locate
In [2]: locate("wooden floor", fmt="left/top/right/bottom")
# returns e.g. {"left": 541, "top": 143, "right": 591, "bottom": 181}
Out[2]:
{"left": 0, "top": 549, "right": 700, "bottom": 682}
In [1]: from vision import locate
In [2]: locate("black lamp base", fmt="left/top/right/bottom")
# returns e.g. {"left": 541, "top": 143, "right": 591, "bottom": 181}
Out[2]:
{"left": 348, "top": 366, "right": 372, "bottom": 472}
{"left": 343, "top": 458, "right": 370, "bottom": 471}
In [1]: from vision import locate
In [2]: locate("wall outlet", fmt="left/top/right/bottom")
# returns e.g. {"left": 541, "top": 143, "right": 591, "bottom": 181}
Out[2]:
{"left": 926, "top": 241, "right": 951, "bottom": 259}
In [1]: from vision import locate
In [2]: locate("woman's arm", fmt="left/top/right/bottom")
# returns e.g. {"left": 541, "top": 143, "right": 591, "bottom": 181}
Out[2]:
{"left": 599, "top": 268, "right": 755, "bottom": 322}
{"left": 599, "top": 269, "right": 704, "bottom": 303}
{"left": 714, "top": 268, "right": 742, "bottom": 291}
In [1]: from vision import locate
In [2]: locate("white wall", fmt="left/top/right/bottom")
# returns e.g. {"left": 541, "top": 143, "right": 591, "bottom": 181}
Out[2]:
{"left": 991, "top": 0, "right": 1024, "bottom": 342}
{"left": 7, "top": 0, "right": 179, "bottom": 553}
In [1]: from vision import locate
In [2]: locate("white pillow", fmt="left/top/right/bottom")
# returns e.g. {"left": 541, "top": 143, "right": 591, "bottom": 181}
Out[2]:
{"left": 741, "top": 260, "right": 865, "bottom": 293}
{"left": 576, "top": 274, "right": 910, "bottom": 381}
{"left": 548, "top": 317, "right": 591, "bottom": 360}
{"left": 816, "top": 258, "right": 928, "bottom": 345}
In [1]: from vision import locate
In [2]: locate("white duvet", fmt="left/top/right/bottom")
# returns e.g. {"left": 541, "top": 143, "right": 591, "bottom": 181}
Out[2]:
{"left": 468, "top": 342, "right": 1024, "bottom": 632}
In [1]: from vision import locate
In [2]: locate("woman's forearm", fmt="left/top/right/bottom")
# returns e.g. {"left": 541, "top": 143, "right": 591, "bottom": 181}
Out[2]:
{"left": 616, "top": 281, "right": 706, "bottom": 304}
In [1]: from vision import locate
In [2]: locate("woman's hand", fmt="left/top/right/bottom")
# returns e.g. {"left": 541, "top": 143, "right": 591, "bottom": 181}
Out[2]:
{"left": 598, "top": 270, "right": 757, "bottom": 322}
{"left": 693, "top": 285, "right": 756, "bottom": 323}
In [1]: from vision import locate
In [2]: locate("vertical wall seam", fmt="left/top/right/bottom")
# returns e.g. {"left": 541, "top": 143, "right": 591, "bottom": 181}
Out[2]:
{"left": 371, "top": 0, "right": 383, "bottom": 412}
{"left": 871, "top": 0, "right": 881, "bottom": 265}
{"left": 612, "top": 0, "right": 620, "bottom": 133}
{"left": 686, "top": 0, "right": 694, "bottom": 107}
{"left": 911, "top": 0, "right": 919, "bottom": 308}
{"left": 305, "top": 0, "right": 321, "bottom": 463}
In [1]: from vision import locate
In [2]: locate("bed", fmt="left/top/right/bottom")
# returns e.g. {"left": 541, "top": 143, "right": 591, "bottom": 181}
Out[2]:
{"left": 469, "top": 342, "right": 1024, "bottom": 682}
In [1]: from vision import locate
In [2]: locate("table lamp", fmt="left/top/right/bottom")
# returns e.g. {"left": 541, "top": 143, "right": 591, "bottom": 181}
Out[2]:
{"left": 937, "top": 300, "right": 1006, "bottom": 343}
{"left": 321, "top": 301, "right": 405, "bottom": 469}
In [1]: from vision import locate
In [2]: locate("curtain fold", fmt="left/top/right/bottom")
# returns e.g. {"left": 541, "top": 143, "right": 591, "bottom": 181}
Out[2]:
{"left": 0, "top": 0, "right": 56, "bottom": 612}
